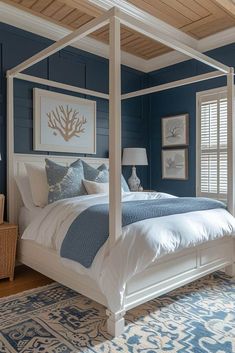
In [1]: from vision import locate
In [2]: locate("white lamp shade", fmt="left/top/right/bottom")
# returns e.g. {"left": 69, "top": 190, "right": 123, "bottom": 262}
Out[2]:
{"left": 122, "top": 148, "right": 148, "bottom": 166}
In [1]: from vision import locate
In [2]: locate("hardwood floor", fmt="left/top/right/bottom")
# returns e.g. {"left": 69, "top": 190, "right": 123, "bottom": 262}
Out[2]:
{"left": 0, "top": 265, "right": 53, "bottom": 298}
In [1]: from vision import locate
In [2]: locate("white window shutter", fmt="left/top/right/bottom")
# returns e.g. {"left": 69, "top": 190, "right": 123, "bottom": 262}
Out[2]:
{"left": 198, "top": 92, "right": 227, "bottom": 201}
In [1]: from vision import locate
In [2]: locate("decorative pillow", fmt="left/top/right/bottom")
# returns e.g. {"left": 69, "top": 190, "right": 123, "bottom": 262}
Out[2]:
{"left": 25, "top": 163, "right": 49, "bottom": 207}
{"left": 97, "top": 164, "right": 130, "bottom": 192}
{"left": 81, "top": 161, "right": 129, "bottom": 191}
{"left": 15, "top": 175, "right": 35, "bottom": 210}
{"left": 45, "top": 159, "right": 86, "bottom": 204}
{"left": 79, "top": 160, "right": 109, "bottom": 191}
{"left": 97, "top": 163, "right": 108, "bottom": 172}
{"left": 83, "top": 179, "right": 109, "bottom": 195}
{"left": 81, "top": 160, "right": 101, "bottom": 181}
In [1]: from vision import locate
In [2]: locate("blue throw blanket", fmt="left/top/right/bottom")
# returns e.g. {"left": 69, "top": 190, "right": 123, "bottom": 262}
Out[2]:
{"left": 60, "top": 197, "right": 226, "bottom": 268}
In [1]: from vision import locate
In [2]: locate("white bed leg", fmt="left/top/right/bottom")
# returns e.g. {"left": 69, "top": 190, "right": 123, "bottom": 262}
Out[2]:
{"left": 225, "top": 264, "right": 235, "bottom": 277}
{"left": 106, "top": 309, "right": 125, "bottom": 337}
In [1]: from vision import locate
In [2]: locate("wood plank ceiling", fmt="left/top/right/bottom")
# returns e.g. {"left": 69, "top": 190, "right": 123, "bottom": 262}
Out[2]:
{"left": 4, "top": 0, "right": 235, "bottom": 60}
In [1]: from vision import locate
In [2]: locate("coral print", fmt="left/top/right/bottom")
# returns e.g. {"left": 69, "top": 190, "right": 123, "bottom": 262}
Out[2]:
{"left": 47, "top": 105, "right": 87, "bottom": 141}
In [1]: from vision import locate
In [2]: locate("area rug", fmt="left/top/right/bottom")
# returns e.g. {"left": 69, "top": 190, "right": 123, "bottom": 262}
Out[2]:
{"left": 0, "top": 272, "right": 235, "bottom": 353}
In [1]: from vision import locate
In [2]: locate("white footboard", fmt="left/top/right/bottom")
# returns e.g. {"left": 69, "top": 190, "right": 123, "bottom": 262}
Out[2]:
{"left": 18, "top": 237, "right": 235, "bottom": 338}
{"left": 125, "top": 237, "right": 234, "bottom": 310}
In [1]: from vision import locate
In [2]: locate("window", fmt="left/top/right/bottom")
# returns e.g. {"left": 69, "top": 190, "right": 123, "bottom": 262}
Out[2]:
{"left": 197, "top": 89, "right": 227, "bottom": 201}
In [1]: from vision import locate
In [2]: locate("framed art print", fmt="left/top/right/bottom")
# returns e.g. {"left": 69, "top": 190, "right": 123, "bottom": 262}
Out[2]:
{"left": 162, "top": 114, "right": 189, "bottom": 147}
{"left": 162, "top": 149, "right": 188, "bottom": 180}
{"left": 33, "top": 88, "right": 96, "bottom": 154}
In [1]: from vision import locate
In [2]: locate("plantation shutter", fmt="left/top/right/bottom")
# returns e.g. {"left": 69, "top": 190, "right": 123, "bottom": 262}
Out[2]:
{"left": 197, "top": 91, "right": 227, "bottom": 201}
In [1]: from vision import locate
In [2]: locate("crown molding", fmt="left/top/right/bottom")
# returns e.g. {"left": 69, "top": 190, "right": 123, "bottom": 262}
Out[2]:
{"left": 0, "top": 1, "right": 234, "bottom": 73}
{"left": 146, "top": 27, "right": 235, "bottom": 72}
{"left": 199, "top": 27, "right": 235, "bottom": 53}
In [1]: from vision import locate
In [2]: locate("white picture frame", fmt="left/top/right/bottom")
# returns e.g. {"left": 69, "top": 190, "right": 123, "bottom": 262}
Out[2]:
{"left": 162, "top": 149, "right": 188, "bottom": 180}
{"left": 33, "top": 88, "right": 96, "bottom": 154}
{"left": 162, "top": 114, "right": 189, "bottom": 147}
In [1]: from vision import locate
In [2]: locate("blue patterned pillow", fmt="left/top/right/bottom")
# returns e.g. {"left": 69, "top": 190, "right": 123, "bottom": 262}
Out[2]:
{"left": 81, "top": 160, "right": 101, "bottom": 181}
{"left": 45, "top": 159, "right": 86, "bottom": 204}
{"left": 80, "top": 160, "right": 129, "bottom": 191}
{"left": 97, "top": 164, "right": 130, "bottom": 192}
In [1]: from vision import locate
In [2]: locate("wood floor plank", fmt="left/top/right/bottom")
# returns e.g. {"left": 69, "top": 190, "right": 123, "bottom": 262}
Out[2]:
{"left": 0, "top": 265, "right": 53, "bottom": 298}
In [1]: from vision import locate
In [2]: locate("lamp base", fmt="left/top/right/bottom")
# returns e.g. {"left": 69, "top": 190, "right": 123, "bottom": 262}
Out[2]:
{"left": 128, "top": 166, "right": 141, "bottom": 191}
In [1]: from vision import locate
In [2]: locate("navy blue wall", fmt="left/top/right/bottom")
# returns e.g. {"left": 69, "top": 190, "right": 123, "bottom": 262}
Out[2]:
{"left": 148, "top": 43, "right": 235, "bottom": 196}
{"left": 0, "top": 22, "right": 150, "bottom": 195}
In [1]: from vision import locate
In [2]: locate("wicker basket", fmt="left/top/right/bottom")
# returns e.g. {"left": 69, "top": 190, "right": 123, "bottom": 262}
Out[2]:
{"left": 0, "top": 224, "right": 18, "bottom": 281}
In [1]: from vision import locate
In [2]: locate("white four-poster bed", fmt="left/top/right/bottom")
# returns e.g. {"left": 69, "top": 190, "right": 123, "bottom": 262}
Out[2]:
{"left": 6, "top": 6, "right": 235, "bottom": 337}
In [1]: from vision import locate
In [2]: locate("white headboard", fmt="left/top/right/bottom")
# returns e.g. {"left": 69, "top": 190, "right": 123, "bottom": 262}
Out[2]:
{"left": 9, "top": 153, "right": 109, "bottom": 224}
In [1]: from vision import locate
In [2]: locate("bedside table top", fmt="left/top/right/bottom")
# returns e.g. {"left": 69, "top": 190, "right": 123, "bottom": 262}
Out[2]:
{"left": 0, "top": 223, "right": 18, "bottom": 230}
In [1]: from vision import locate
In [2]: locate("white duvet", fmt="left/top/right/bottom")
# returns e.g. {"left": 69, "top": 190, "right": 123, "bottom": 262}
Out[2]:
{"left": 22, "top": 192, "right": 235, "bottom": 312}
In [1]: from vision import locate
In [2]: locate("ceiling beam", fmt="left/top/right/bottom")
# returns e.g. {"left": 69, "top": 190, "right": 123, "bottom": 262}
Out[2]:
{"left": 122, "top": 71, "right": 225, "bottom": 100}
{"left": 87, "top": 0, "right": 198, "bottom": 48}
{"left": 119, "top": 10, "right": 230, "bottom": 73}
{"left": 7, "top": 9, "right": 112, "bottom": 76}
{"left": 0, "top": 2, "right": 146, "bottom": 72}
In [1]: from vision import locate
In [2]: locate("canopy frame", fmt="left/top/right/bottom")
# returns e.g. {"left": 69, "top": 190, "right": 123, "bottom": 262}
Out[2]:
{"left": 6, "top": 5, "right": 235, "bottom": 250}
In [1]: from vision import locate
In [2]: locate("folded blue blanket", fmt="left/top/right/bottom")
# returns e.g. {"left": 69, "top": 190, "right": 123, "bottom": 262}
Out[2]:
{"left": 60, "top": 197, "right": 226, "bottom": 268}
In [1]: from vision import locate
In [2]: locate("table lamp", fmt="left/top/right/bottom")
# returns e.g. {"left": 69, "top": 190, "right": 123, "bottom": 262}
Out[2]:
{"left": 122, "top": 148, "right": 148, "bottom": 191}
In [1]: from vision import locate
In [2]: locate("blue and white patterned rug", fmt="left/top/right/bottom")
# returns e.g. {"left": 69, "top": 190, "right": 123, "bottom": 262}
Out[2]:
{"left": 0, "top": 272, "right": 235, "bottom": 353}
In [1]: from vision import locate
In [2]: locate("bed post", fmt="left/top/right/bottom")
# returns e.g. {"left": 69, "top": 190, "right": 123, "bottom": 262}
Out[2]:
{"left": 106, "top": 10, "right": 126, "bottom": 336}
{"left": 225, "top": 67, "right": 235, "bottom": 277}
{"left": 108, "top": 10, "right": 122, "bottom": 253}
{"left": 6, "top": 74, "right": 15, "bottom": 224}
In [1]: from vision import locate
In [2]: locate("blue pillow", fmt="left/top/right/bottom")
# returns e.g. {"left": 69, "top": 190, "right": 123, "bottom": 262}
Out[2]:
{"left": 97, "top": 163, "right": 130, "bottom": 192}
{"left": 45, "top": 159, "right": 86, "bottom": 204}
{"left": 81, "top": 160, "right": 102, "bottom": 181}
{"left": 80, "top": 160, "right": 129, "bottom": 191}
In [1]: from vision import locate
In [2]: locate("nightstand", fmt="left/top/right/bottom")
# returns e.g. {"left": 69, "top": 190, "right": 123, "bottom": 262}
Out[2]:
{"left": 0, "top": 223, "right": 18, "bottom": 281}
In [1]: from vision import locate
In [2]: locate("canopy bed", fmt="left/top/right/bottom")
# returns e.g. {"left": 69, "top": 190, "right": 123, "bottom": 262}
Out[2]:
{"left": 6, "top": 6, "right": 235, "bottom": 337}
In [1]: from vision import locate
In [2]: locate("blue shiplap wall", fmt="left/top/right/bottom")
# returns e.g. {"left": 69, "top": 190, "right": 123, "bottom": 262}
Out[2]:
{"left": 148, "top": 43, "right": 235, "bottom": 196}
{"left": 0, "top": 22, "right": 150, "bottom": 195}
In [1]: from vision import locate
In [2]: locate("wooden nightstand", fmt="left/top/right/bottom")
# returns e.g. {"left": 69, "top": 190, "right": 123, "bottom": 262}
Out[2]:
{"left": 0, "top": 223, "right": 18, "bottom": 281}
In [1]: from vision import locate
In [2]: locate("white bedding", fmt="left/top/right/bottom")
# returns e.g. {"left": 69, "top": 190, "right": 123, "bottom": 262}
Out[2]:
{"left": 19, "top": 206, "right": 43, "bottom": 235}
{"left": 22, "top": 192, "right": 235, "bottom": 312}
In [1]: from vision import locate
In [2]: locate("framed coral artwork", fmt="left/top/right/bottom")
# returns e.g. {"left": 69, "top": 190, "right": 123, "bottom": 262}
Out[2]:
{"left": 162, "top": 149, "right": 188, "bottom": 180}
{"left": 162, "top": 114, "right": 189, "bottom": 147}
{"left": 33, "top": 88, "right": 96, "bottom": 154}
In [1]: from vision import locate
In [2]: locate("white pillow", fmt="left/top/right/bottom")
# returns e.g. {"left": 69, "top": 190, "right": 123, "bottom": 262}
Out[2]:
{"left": 15, "top": 175, "right": 35, "bottom": 210}
{"left": 25, "top": 163, "right": 48, "bottom": 207}
{"left": 83, "top": 179, "right": 109, "bottom": 194}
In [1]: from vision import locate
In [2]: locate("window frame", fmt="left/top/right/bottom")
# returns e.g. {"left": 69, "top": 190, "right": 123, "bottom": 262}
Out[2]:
{"left": 196, "top": 86, "right": 227, "bottom": 201}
